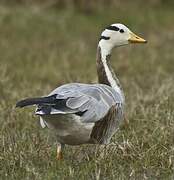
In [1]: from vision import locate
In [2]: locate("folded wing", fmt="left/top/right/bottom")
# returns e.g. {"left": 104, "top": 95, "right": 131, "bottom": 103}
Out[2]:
{"left": 35, "top": 83, "right": 124, "bottom": 123}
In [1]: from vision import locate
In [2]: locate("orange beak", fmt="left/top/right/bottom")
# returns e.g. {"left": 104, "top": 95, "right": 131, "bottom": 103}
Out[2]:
{"left": 128, "top": 32, "right": 147, "bottom": 43}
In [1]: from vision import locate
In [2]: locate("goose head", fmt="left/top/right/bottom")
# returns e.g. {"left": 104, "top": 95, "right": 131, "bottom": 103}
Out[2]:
{"left": 99, "top": 23, "right": 147, "bottom": 53}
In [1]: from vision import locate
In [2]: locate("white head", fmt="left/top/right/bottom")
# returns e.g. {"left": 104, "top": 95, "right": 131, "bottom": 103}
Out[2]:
{"left": 99, "top": 23, "right": 147, "bottom": 55}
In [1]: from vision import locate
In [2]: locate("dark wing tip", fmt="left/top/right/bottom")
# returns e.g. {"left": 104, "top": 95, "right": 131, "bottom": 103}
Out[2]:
{"left": 16, "top": 100, "right": 25, "bottom": 108}
{"left": 16, "top": 94, "right": 58, "bottom": 108}
{"left": 15, "top": 98, "right": 34, "bottom": 108}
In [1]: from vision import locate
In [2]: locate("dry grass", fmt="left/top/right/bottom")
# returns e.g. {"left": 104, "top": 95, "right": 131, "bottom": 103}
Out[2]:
{"left": 0, "top": 4, "right": 174, "bottom": 179}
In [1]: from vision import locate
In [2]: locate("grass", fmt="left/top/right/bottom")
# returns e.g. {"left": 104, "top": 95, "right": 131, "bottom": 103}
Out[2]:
{"left": 0, "top": 4, "right": 174, "bottom": 179}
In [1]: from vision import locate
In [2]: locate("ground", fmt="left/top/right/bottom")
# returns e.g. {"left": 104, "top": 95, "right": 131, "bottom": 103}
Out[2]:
{"left": 0, "top": 3, "right": 174, "bottom": 179}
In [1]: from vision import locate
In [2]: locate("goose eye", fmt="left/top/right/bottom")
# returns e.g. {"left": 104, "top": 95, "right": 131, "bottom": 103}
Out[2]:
{"left": 120, "top": 29, "right": 124, "bottom": 33}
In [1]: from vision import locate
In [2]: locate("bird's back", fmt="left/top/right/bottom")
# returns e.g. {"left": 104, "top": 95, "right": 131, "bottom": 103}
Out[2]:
{"left": 37, "top": 83, "right": 124, "bottom": 145}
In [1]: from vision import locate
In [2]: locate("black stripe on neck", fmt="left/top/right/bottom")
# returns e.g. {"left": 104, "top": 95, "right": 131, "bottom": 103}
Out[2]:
{"left": 106, "top": 26, "right": 119, "bottom": 31}
{"left": 100, "top": 36, "right": 110, "bottom": 40}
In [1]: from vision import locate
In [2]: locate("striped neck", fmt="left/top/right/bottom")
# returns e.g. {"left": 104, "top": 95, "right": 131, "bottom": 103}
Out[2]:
{"left": 96, "top": 45, "right": 122, "bottom": 94}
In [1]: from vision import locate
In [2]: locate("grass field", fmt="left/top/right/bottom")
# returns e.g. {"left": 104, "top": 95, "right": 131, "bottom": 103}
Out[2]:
{"left": 0, "top": 3, "right": 174, "bottom": 179}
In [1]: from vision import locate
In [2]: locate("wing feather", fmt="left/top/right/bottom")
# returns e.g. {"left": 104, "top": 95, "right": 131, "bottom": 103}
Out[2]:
{"left": 66, "top": 96, "right": 90, "bottom": 109}
{"left": 36, "top": 83, "right": 124, "bottom": 123}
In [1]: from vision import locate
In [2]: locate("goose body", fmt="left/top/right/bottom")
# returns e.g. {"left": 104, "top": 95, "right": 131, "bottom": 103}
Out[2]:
{"left": 36, "top": 83, "right": 124, "bottom": 145}
{"left": 16, "top": 23, "right": 146, "bottom": 159}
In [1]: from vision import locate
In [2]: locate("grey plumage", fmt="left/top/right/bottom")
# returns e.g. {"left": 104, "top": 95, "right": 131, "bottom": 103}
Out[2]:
{"left": 16, "top": 83, "right": 124, "bottom": 145}
{"left": 36, "top": 83, "right": 124, "bottom": 122}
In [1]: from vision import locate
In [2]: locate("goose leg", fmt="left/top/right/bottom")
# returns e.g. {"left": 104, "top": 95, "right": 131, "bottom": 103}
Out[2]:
{"left": 56, "top": 143, "right": 64, "bottom": 160}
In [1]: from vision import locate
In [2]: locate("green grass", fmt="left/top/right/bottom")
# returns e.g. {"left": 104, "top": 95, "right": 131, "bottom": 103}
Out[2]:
{"left": 0, "top": 4, "right": 174, "bottom": 179}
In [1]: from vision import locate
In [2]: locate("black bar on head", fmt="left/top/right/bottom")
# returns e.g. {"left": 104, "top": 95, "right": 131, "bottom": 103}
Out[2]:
{"left": 100, "top": 36, "right": 110, "bottom": 40}
{"left": 106, "top": 26, "right": 119, "bottom": 31}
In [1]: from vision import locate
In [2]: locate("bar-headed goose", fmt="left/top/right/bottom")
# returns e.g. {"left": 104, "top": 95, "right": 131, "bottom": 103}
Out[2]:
{"left": 16, "top": 23, "right": 147, "bottom": 159}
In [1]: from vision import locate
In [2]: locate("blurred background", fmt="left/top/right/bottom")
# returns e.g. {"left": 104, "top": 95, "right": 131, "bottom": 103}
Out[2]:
{"left": 0, "top": 0, "right": 174, "bottom": 11}
{"left": 0, "top": 1, "right": 174, "bottom": 179}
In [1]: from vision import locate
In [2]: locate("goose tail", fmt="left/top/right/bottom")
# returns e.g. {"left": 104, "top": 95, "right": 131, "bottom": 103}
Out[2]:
{"left": 16, "top": 95, "right": 57, "bottom": 108}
